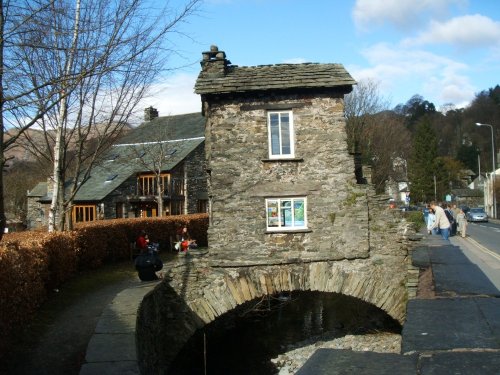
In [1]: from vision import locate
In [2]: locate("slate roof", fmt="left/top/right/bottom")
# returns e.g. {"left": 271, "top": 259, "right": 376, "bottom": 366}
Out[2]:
{"left": 32, "top": 112, "right": 205, "bottom": 202}
{"left": 116, "top": 112, "right": 204, "bottom": 144}
{"left": 28, "top": 181, "right": 48, "bottom": 197}
{"left": 195, "top": 63, "right": 356, "bottom": 95}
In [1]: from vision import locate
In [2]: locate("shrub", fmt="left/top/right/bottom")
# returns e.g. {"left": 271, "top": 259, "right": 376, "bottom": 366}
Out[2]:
{"left": 0, "top": 213, "right": 208, "bottom": 361}
{"left": 405, "top": 211, "right": 424, "bottom": 232}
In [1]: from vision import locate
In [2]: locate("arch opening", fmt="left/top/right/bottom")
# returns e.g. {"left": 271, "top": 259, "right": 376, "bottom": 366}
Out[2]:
{"left": 168, "top": 291, "right": 401, "bottom": 374}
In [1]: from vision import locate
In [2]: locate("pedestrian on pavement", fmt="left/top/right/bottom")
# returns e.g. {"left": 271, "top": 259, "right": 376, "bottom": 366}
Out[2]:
{"left": 457, "top": 208, "right": 468, "bottom": 238}
{"left": 429, "top": 201, "right": 451, "bottom": 240}
{"left": 426, "top": 206, "right": 437, "bottom": 235}
{"left": 446, "top": 204, "right": 457, "bottom": 236}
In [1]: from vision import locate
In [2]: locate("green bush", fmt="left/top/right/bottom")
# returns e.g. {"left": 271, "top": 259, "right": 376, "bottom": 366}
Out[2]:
{"left": 405, "top": 211, "right": 424, "bottom": 232}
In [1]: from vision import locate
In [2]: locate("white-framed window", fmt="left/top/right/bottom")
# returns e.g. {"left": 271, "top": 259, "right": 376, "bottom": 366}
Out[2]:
{"left": 266, "top": 197, "right": 307, "bottom": 231}
{"left": 267, "top": 111, "right": 294, "bottom": 158}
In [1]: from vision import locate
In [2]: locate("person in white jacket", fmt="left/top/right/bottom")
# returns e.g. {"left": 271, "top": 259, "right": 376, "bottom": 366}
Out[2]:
{"left": 428, "top": 201, "right": 451, "bottom": 240}
{"left": 426, "top": 207, "right": 437, "bottom": 234}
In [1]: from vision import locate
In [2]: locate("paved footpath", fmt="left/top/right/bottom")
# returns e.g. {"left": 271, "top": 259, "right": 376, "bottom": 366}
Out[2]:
{"left": 297, "top": 234, "right": 500, "bottom": 375}
{"left": 79, "top": 280, "right": 159, "bottom": 375}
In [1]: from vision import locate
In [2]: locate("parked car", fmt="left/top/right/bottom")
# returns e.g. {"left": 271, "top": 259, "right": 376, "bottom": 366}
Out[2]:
{"left": 466, "top": 207, "right": 488, "bottom": 222}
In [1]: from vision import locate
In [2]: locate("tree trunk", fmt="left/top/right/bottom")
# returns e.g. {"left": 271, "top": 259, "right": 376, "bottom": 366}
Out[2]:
{"left": 157, "top": 174, "right": 164, "bottom": 216}
{"left": 0, "top": 1, "right": 6, "bottom": 240}
{"left": 48, "top": 0, "right": 81, "bottom": 232}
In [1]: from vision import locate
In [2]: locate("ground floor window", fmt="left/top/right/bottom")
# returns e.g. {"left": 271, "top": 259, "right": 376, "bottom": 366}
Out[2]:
{"left": 171, "top": 200, "right": 183, "bottom": 215}
{"left": 197, "top": 199, "right": 208, "bottom": 213}
{"left": 266, "top": 197, "right": 307, "bottom": 231}
{"left": 73, "top": 205, "right": 97, "bottom": 223}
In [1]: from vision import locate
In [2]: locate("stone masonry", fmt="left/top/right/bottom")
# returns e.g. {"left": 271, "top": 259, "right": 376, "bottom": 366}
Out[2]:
{"left": 136, "top": 46, "right": 412, "bottom": 374}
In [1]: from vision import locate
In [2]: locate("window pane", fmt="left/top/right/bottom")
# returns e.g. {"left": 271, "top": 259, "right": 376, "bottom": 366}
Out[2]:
{"left": 270, "top": 114, "right": 281, "bottom": 155}
{"left": 280, "top": 114, "right": 291, "bottom": 155}
{"left": 281, "top": 200, "right": 292, "bottom": 227}
{"left": 267, "top": 200, "right": 279, "bottom": 227}
{"left": 294, "top": 199, "right": 305, "bottom": 226}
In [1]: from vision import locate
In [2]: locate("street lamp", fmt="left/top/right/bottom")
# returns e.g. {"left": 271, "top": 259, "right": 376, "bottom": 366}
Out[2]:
{"left": 476, "top": 122, "right": 496, "bottom": 218}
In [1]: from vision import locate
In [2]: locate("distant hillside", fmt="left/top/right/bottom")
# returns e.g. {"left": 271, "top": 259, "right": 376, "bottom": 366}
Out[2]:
{"left": 4, "top": 122, "right": 133, "bottom": 168}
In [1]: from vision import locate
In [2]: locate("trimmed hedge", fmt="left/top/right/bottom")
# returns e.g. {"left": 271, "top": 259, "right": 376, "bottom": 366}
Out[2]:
{"left": 0, "top": 213, "right": 208, "bottom": 360}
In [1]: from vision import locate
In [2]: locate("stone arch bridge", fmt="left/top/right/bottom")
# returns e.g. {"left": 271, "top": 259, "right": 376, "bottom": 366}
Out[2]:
{"left": 136, "top": 204, "right": 413, "bottom": 374}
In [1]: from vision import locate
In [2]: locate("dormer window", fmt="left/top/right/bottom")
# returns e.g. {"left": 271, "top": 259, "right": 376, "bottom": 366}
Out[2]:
{"left": 268, "top": 111, "right": 294, "bottom": 159}
{"left": 107, "top": 154, "right": 119, "bottom": 162}
{"left": 165, "top": 149, "right": 177, "bottom": 158}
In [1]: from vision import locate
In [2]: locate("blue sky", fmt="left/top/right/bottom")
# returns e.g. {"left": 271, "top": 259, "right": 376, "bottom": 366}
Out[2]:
{"left": 141, "top": 0, "right": 500, "bottom": 117}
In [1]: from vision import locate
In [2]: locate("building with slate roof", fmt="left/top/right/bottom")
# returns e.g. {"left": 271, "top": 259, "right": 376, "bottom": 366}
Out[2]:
{"left": 26, "top": 110, "right": 207, "bottom": 229}
{"left": 193, "top": 46, "right": 377, "bottom": 265}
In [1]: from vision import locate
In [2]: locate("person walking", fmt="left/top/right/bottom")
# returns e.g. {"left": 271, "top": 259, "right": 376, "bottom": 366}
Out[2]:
{"left": 428, "top": 201, "right": 451, "bottom": 240}
{"left": 426, "top": 206, "right": 437, "bottom": 235}
{"left": 457, "top": 208, "right": 468, "bottom": 238}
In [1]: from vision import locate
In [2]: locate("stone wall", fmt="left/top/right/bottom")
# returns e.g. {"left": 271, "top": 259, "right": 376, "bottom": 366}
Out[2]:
{"left": 184, "top": 143, "right": 208, "bottom": 213}
{"left": 205, "top": 92, "right": 370, "bottom": 266}
{"left": 136, "top": 197, "right": 412, "bottom": 374}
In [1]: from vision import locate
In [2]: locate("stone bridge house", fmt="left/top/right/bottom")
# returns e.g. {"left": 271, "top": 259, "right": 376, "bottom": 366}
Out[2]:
{"left": 136, "top": 46, "right": 413, "bottom": 373}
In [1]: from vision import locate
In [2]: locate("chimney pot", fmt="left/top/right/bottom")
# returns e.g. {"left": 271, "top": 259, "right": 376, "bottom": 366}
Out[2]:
{"left": 144, "top": 106, "right": 159, "bottom": 121}
{"left": 200, "top": 45, "right": 230, "bottom": 76}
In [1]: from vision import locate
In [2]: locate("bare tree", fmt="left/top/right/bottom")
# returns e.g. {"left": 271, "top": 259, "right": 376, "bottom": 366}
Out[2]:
{"left": 344, "top": 78, "right": 390, "bottom": 153}
{"left": 364, "top": 112, "right": 412, "bottom": 193}
{"left": 7, "top": 0, "right": 200, "bottom": 231}
{"left": 0, "top": 0, "right": 66, "bottom": 239}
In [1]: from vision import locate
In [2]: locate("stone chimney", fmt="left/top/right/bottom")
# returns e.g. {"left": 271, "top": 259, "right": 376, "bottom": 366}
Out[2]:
{"left": 144, "top": 106, "right": 159, "bottom": 121}
{"left": 200, "top": 45, "right": 230, "bottom": 77}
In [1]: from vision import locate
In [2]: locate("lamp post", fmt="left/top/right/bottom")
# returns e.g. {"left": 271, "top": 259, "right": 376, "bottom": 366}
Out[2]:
{"left": 476, "top": 123, "right": 496, "bottom": 218}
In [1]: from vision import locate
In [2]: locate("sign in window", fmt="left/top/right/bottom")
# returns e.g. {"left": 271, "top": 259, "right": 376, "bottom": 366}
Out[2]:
{"left": 266, "top": 197, "right": 306, "bottom": 231}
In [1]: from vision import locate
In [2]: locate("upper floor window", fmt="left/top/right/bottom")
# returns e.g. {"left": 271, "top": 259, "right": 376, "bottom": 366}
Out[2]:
{"left": 137, "top": 173, "right": 180, "bottom": 196}
{"left": 266, "top": 197, "right": 307, "bottom": 231}
{"left": 268, "top": 111, "right": 294, "bottom": 158}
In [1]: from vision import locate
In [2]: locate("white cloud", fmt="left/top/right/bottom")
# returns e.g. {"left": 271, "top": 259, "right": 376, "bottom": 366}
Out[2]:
{"left": 348, "top": 43, "right": 475, "bottom": 107}
{"left": 140, "top": 73, "right": 201, "bottom": 117}
{"left": 352, "top": 0, "right": 466, "bottom": 31}
{"left": 404, "top": 14, "right": 500, "bottom": 48}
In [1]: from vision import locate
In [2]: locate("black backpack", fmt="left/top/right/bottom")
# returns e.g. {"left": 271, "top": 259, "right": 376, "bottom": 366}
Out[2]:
{"left": 135, "top": 253, "right": 163, "bottom": 281}
{"left": 444, "top": 209, "right": 454, "bottom": 223}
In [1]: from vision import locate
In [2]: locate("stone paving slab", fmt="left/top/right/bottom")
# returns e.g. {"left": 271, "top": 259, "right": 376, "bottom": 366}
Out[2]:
{"left": 402, "top": 299, "right": 500, "bottom": 353}
{"left": 475, "top": 298, "right": 500, "bottom": 343}
{"left": 80, "top": 281, "right": 159, "bottom": 375}
{"left": 428, "top": 246, "right": 471, "bottom": 264}
{"left": 85, "top": 333, "right": 137, "bottom": 362}
{"left": 295, "top": 349, "right": 418, "bottom": 375}
{"left": 411, "top": 247, "right": 431, "bottom": 268}
{"left": 80, "top": 360, "right": 139, "bottom": 375}
{"left": 95, "top": 313, "right": 136, "bottom": 334}
{"left": 419, "top": 351, "right": 500, "bottom": 375}
{"left": 433, "top": 263, "right": 500, "bottom": 296}
{"left": 101, "top": 282, "right": 157, "bottom": 316}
